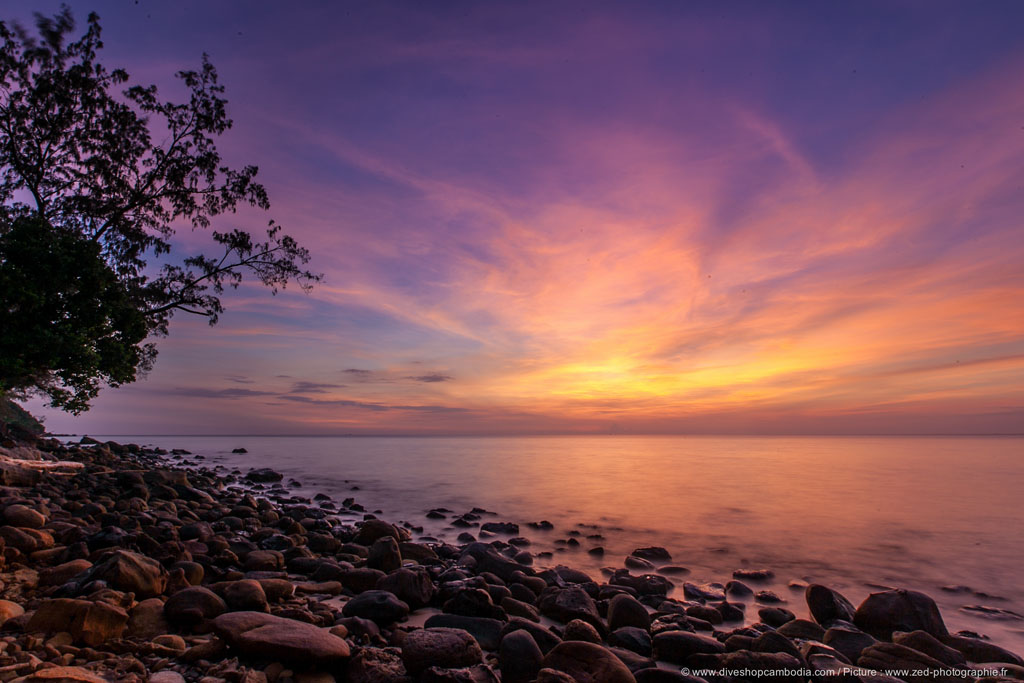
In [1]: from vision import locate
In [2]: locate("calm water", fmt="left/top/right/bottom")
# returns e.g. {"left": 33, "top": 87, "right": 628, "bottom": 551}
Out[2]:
{"left": 93, "top": 434, "right": 1024, "bottom": 649}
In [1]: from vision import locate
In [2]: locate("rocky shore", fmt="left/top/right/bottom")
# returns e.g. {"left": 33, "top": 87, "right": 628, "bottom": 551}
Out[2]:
{"left": 0, "top": 432, "right": 1021, "bottom": 683}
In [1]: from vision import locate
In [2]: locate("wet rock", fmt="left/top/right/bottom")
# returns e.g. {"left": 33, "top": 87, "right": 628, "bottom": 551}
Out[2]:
{"left": 213, "top": 611, "right": 351, "bottom": 665}
{"left": 632, "top": 547, "right": 672, "bottom": 562}
{"left": 683, "top": 582, "right": 726, "bottom": 602}
{"left": 420, "top": 664, "right": 499, "bottom": 682}
{"left": 355, "top": 519, "right": 403, "bottom": 545}
{"left": 939, "top": 634, "right": 1024, "bottom": 666}
{"left": 164, "top": 586, "right": 228, "bottom": 628}
{"left": 499, "top": 629, "right": 543, "bottom": 683}
{"left": 244, "top": 549, "right": 284, "bottom": 571}
{"left": 726, "top": 580, "right": 754, "bottom": 598}
{"left": 733, "top": 568, "right": 774, "bottom": 580}
{"left": 854, "top": 589, "right": 948, "bottom": 640}
{"left": 608, "top": 593, "right": 651, "bottom": 631}
{"left": 806, "top": 584, "right": 856, "bottom": 625}
{"left": 0, "top": 599, "right": 25, "bottom": 626}
{"left": 625, "top": 556, "right": 656, "bottom": 571}
{"left": 541, "top": 640, "right": 637, "bottom": 683}
{"left": 401, "top": 627, "right": 484, "bottom": 675}
{"left": 610, "top": 571, "right": 672, "bottom": 597}
{"left": 501, "top": 596, "right": 540, "bottom": 622}
{"left": 39, "top": 559, "right": 92, "bottom": 587}
{"left": 444, "top": 588, "right": 507, "bottom": 621}
{"left": 653, "top": 631, "right": 726, "bottom": 664}
{"left": 27, "top": 597, "right": 128, "bottom": 646}
{"left": 535, "top": 670, "right": 577, "bottom": 683}
{"left": 756, "top": 590, "right": 785, "bottom": 603}
{"left": 753, "top": 630, "right": 802, "bottom": 659}
{"left": 342, "top": 589, "right": 410, "bottom": 625}
{"left": 759, "top": 606, "right": 796, "bottom": 627}
{"left": 481, "top": 522, "right": 519, "bottom": 534}
{"left": 245, "top": 468, "right": 283, "bottom": 482}
{"left": 9, "top": 666, "right": 107, "bottom": 683}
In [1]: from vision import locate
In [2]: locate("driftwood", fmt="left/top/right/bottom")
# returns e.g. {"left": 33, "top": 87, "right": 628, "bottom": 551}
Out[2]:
{"left": 0, "top": 446, "right": 84, "bottom": 486}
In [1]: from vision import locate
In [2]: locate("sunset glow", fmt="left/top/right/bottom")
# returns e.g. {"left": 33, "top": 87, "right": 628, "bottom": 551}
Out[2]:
{"left": 25, "top": 1, "right": 1024, "bottom": 435}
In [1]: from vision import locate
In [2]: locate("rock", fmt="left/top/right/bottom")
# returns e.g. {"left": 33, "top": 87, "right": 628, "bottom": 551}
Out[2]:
{"left": 776, "top": 618, "right": 825, "bottom": 641}
{"left": 355, "top": 519, "right": 403, "bottom": 545}
{"left": 893, "top": 630, "right": 966, "bottom": 667}
{"left": 223, "top": 579, "right": 270, "bottom": 612}
{"left": 153, "top": 633, "right": 187, "bottom": 654}
{"left": 84, "top": 550, "right": 167, "bottom": 598}
{"left": 726, "top": 580, "right": 754, "bottom": 597}
{"left": 232, "top": 447, "right": 248, "bottom": 453}
{"left": 346, "top": 646, "right": 409, "bottom": 683}
{"left": 378, "top": 567, "right": 434, "bottom": 609}
{"left": 825, "top": 625, "right": 878, "bottom": 663}
{"left": 342, "top": 590, "right": 410, "bottom": 625}
{"left": 500, "top": 617, "right": 563, "bottom": 654}
{"left": 213, "top": 611, "right": 350, "bottom": 665}
{"left": 609, "top": 626, "right": 653, "bottom": 656}
{"left": 501, "top": 596, "right": 540, "bottom": 622}
{"left": 563, "top": 619, "right": 603, "bottom": 644}
{"left": 0, "top": 599, "right": 25, "bottom": 626}
{"left": 39, "top": 559, "right": 92, "bottom": 587}
{"left": 857, "top": 642, "right": 960, "bottom": 683}
{"left": 245, "top": 549, "right": 284, "bottom": 571}
{"left": 164, "top": 586, "right": 228, "bottom": 628}
{"left": 733, "top": 568, "right": 774, "bottom": 580}
{"left": 625, "top": 555, "right": 656, "bottom": 571}
{"left": 652, "top": 631, "right": 725, "bottom": 664}
{"left": 9, "top": 666, "right": 107, "bottom": 683}
{"left": 541, "top": 640, "right": 637, "bottom": 683}
{"left": 854, "top": 589, "right": 948, "bottom": 640}
{"left": 759, "top": 606, "right": 795, "bottom": 627}
{"left": 535, "top": 670, "right": 577, "bottom": 683}
{"left": 632, "top": 547, "right": 672, "bottom": 562}
{"left": 425, "top": 614, "right": 505, "bottom": 651}
{"left": 401, "top": 627, "right": 484, "bottom": 675}
{"left": 127, "top": 597, "right": 169, "bottom": 638}
{"left": 608, "top": 593, "right": 651, "bottom": 631}
{"left": 806, "top": 584, "right": 856, "bottom": 625}
{"left": 683, "top": 582, "right": 726, "bottom": 602}
{"left": 246, "top": 468, "right": 283, "bottom": 482}
{"left": 940, "top": 634, "right": 1024, "bottom": 666}
{"left": 481, "top": 522, "right": 519, "bottom": 534}
{"left": 3, "top": 503, "right": 45, "bottom": 528}
{"left": 367, "top": 536, "right": 402, "bottom": 572}
{"left": 27, "top": 598, "right": 128, "bottom": 646}
{"left": 420, "top": 665, "right": 498, "bottom": 682}
{"left": 538, "top": 586, "right": 603, "bottom": 632}
{"left": 149, "top": 673, "right": 187, "bottom": 683}
{"left": 500, "top": 629, "right": 543, "bottom": 683}
{"left": 753, "top": 630, "right": 802, "bottom": 659}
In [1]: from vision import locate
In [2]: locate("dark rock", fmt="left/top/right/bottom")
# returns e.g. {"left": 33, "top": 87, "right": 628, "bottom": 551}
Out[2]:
{"left": 245, "top": 467, "right": 282, "bottom": 482}
{"left": 854, "top": 589, "right": 948, "bottom": 640}
{"left": 222, "top": 579, "right": 269, "bottom": 613}
{"left": 401, "top": 627, "right": 484, "bottom": 675}
{"left": 892, "top": 630, "right": 965, "bottom": 667}
{"left": 563, "top": 619, "right": 603, "bottom": 644}
{"left": 367, "top": 535, "right": 403, "bottom": 572}
{"left": 541, "top": 640, "right": 637, "bottom": 683}
{"left": 632, "top": 547, "right": 672, "bottom": 562}
{"left": 343, "top": 589, "right": 410, "bottom": 625}
{"left": 733, "top": 568, "right": 775, "bottom": 580}
{"left": 82, "top": 550, "right": 167, "bottom": 598}
{"left": 444, "top": 588, "right": 507, "bottom": 621}
{"left": 27, "top": 598, "right": 128, "bottom": 646}
{"left": 500, "top": 617, "right": 563, "bottom": 654}
{"left": 653, "top": 631, "right": 726, "bottom": 664}
{"left": 420, "top": 664, "right": 499, "bottom": 682}
{"left": 857, "top": 642, "right": 960, "bottom": 683}
{"left": 683, "top": 582, "right": 726, "bottom": 602}
{"left": 481, "top": 522, "right": 519, "bottom": 534}
{"left": 379, "top": 567, "right": 435, "bottom": 610}
{"left": 824, "top": 625, "right": 878, "bottom": 663}
{"left": 726, "top": 580, "right": 754, "bottom": 597}
{"left": 777, "top": 618, "right": 825, "bottom": 641}
{"left": 500, "top": 629, "right": 543, "bottom": 683}
{"left": 608, "top": 593, "right": 652, "bottom": 631}
{"left": 346, "top": 646, "right": 409, "bottom": 682}
{"left": 609, "top": 626, "right": 653, "bottom": 656}
{"left": 806, "top": 584, "right": 856, "bottom": 625}
{"left": 538, "top": 586, "right": 603, "bottom": 632}
{"left": 164, "top": 586, "right": 227, "bottom": 629}
{"left": 425, "top": 614, "right": 504, "bottom": 651}
{"left": 939, "top": 633, "right": 1024, "bottom": 666}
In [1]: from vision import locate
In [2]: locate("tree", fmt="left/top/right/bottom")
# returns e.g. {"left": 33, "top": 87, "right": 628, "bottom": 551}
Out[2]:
{"left": 0, "top": 7, "right": 321, "bottom": 412}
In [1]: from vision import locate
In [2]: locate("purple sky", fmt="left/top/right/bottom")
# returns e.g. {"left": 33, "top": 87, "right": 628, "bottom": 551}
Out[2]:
{"left": 15, "top": 1, "right": 1024, "bottom": 435}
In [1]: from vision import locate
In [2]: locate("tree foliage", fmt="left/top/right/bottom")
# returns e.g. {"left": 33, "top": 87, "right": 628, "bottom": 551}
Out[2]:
{"left": 0, "top": 7, "right": 321, "bottom": 412}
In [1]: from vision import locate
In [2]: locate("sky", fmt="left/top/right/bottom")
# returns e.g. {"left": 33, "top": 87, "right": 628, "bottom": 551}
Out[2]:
{"left": 14, "top": 0, "right": 1024, "bottom": 435}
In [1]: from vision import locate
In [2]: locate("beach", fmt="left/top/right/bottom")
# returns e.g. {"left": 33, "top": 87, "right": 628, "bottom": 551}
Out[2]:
{"left": 0, "top": 432, "right": 1021, "bottom": 682}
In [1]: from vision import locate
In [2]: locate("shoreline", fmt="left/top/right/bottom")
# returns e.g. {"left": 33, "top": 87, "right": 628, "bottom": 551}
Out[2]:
{"left": 0, "top": 434, "right": 1020, "bottom": 682}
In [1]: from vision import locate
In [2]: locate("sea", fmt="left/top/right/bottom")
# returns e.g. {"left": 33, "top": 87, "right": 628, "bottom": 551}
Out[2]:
{"left": 84, "top": 434, "right": 1024, "bottom": 650}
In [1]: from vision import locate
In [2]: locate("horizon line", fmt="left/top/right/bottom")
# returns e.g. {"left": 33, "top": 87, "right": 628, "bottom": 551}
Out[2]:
{"left": 55, "top": 431, "right": 1024, "bottom": 438}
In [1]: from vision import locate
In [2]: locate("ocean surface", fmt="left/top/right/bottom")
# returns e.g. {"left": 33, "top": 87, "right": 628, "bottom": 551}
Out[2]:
{"left": 89, "top": 434, "right": 1024, "bottom": 649}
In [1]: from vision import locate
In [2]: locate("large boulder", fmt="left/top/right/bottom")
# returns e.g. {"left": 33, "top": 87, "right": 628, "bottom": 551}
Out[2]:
{"left": 538, "top": 586, "right": 603, "bottom": 632}
{"left": 164, "top": 586, "right": 227, "bottom": 628}
{"left": 857, "top": 642, "right": 960, "bottom": 683}
{"left": 84, "top": 550, "right": 167, "bottom": 598}
{"left": 401, "top": 627, "right": 484, "bottom": 675}
{"left": 378, "top": 568, "right": 434, "bottom": 610}
{"left": 608, "top": 593, "right": 651, "bottom": 632}
{"left": 853, "top": 589, "right": 947, "bottom": 640}
{"left": 499, "top": 629, "right": 543, "bottom": 683}
{"left": 27, "top": 598, "right": 128, "bottom": 646}
{"left": 653, "top": 631, "right": 725, "bottom": 664}
{"left": 212, "top": 611, "right": 350, "bottom": 665}
{"left": 540, "top": 641, "right": 637, "bottom": 683}
{"left": 9, "top": 666, "right": 107, "bottom": 683}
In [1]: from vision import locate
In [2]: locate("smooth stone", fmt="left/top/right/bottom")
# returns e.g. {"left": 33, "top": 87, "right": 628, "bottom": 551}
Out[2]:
{"left": 367, "top": 536, "right": 402, "bottom": 573}
{"left": 378, "top": 567, "right": 434, "bottom": 610}
{"left": 346, "top": 646, "right": 409, "bottom": 682}
{"left": 424, "top": 614, "right": 504, "bottom": 651}
{"left": 499, "top": 629, "right": 544, "bottom": 683}
{"left": 343, "top": 590, "right": 410, "bottom": 626}
{"left": 500, "top": 617, "right": 563, "bottom": 654}
{"left": 806, "top": 584, "right": 856, "bottom": 625}
{"left": 652, "top": 631, "right": 726, "bottom": 664}
{"left": 854, "top": 589, "right": 948, "bottom": 640}
{"left": 825, "top": 624, "right": 878, "bottom": 663}
{"left": 608, "top": 593, "right": 652, "bottom": 632}
{"left": 759, "top": 606, "right": 796, "bottom": 627}
{"left": 212, "top": 611, "right": 350, "bottom": 665}
{"left": 222, "top": 579, "right": 270, "bottom": 612}
{"left": 27, "top": 598, "right": 128, "bottom": 646}
{"left": 164, "top": 586, "right": 227, "bottom": 628}
{"left": 563, "top": 619, "right": 603, "bottom": 644}
{"left": 609, "top": 626, "right": 653, "bottom": 657}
